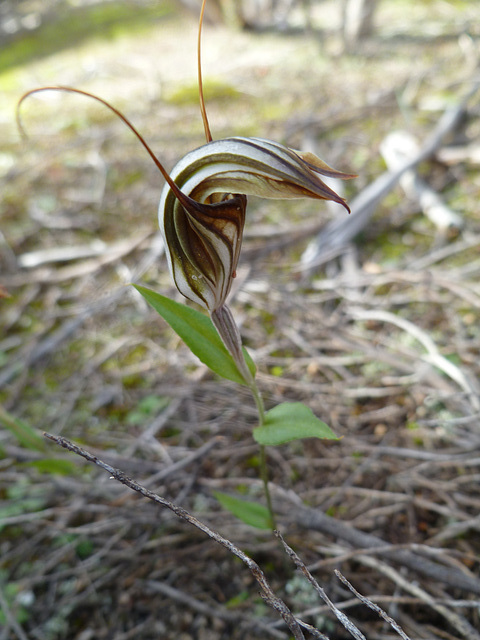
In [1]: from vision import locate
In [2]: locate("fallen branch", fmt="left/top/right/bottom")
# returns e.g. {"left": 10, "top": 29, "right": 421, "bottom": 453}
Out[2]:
{"left": 278, "top": 530, "right": 413, "bottom": 640}
{"left": 286, "top": 504, "right": 480, "bottom": 597}
{"left": 17, "top": 233, "right": 149, "bottom": 269}
{"left": 354, "top": 554, "right": 480, "bottom": 640}
{"left": 277, "top": 531, "right": 371, "bottom": 640}
{"left": 300, "top": 82, "right": 480, "bottom": 273}
{"left": 380, "top": 130, "right": 463, "bottom": 231}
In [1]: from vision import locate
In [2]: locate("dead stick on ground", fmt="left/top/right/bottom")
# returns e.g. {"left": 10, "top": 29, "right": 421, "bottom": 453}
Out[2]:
{"left": 353, "top": 555, "right": 480, "bottom": 640}
{"left": 288, "top": 504, "right": 480, "bottom": 596}
{"left": 333, "top": 569, "right": 412, "bottom": 640}
{"left": 300, "top": 82, "right": 480, "bottom": 273}
{"left": 43, "top": 432, "right": 305, "bottom": 640}
{"left": 380, "top": 130, "right": 463, "bottom": 231}
{"left": 276, "top": 531, "right": 369, "bottom": 640}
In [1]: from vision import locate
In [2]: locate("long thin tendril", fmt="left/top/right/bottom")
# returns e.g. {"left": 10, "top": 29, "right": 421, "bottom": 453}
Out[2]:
{"left": 16, "top": 86, "right": 198, "bottom": 215}
{"left": 198, "top": 0, "right": 213, "bottom": 143}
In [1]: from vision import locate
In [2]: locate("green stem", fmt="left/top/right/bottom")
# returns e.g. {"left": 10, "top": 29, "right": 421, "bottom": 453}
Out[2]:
{"left": 250, "top": 381, "right": 265, "bottom": 425}
{"left": 211, "top": 304, "right": 276, "bottom": 530}
{"left": 259, "top": 445, "right": 276, "bottom": 530}
{"left": 211, "top": 305, "right": 254, "bottom": 387}
{"left": 248, "top": 373, "right": 276, "bottom": 530}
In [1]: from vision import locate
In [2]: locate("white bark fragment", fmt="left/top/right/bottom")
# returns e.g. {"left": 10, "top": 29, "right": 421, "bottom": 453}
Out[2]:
{"left": 380, "top": 131, "right": 463, "bottom": 231}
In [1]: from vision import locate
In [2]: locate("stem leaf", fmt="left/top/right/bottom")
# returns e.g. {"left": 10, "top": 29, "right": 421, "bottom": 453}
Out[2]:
{"left": 134, "top": 285, "right": 255, "bottom": 385}
{"left": 253, "top": 402, "right": 337, "bottom": 446}
{"left": 213, "top": 491, "right": 272, "bottom": 529}
{"left": 0, "top": 405, "right": 46, "bottom": 452}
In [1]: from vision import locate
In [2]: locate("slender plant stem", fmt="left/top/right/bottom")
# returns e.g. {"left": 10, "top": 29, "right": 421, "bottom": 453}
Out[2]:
{"left": 250, "top": 380, "right": 276, "bottom": 530}
{"left": 250, "top": 382, "right": 265, "bottom": 423}
{"left": 260, "top": 444, "right": 277, "bottom": 530}
{"left": 211, "top": 304, "right": 276, "bottom": 530}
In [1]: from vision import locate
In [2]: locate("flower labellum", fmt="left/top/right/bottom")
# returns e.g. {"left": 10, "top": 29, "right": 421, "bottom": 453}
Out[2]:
{"left": 159, "top": 136, "right": 354, "bottom": 312}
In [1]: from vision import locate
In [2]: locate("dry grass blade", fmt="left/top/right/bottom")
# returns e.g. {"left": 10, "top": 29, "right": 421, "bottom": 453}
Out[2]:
{"left": 350, "top": 308, "right": 480, "bottom": 411}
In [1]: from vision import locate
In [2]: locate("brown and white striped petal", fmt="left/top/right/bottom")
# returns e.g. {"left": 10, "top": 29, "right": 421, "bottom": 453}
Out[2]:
{"left": 159, "top": 136, "right": 353, "bottom": 311}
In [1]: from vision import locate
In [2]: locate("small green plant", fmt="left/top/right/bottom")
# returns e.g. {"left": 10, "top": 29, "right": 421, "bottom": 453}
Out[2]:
{"left": 16, "top": 0, "right": 353, "bottom": 530}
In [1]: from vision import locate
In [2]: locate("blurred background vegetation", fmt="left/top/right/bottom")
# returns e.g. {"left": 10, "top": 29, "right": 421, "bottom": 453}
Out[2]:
{"left": 1, "top": 1, "right": 479, "bottom": 639}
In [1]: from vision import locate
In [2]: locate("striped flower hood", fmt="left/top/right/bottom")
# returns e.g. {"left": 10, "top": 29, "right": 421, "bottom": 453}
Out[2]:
{"left": 159, "top": 136, "right": 353, "bottom": 312}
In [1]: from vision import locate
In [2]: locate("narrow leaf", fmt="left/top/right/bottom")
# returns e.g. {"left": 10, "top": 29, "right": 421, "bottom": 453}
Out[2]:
{"left": 134, "top": 285, "right": 255, "bottom": 385}
{"left": 214, "top": 491, "right": 272, "bottom": 530}
{"left": 30, "top": 459, "right": 78, "bottom": 475}
{"left": 253, "top": 402, "right": 337, "bottom": 446}
{"left": 0, "top": 405, "right": 46, "bottom": 452}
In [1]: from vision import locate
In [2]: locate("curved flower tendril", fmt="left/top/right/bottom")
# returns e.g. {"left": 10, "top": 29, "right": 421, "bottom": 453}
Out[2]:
{"left": 159, "top": 136, "right": 354, "bottom": 312}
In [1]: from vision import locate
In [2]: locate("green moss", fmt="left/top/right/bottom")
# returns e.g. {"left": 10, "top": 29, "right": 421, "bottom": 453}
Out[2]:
{"left": 351, "top": 451, "right": 364, "bottom": 459}
{"left": 165, "top": 78, "right": 242, "bottom": 106}
{"left": 225, "top": 590, "right": 250, "bottom": 609}
{"left": 259, "top": 100, "right": 293, "bottom": 123}
{"left": 270, "top": 365, "right": 284, "bottom": 377}
{"left": 0, "top": 581, "right": 31, "bottom": 626}
{"left": 75, "top": 538, "right": 95, "bottom": 560}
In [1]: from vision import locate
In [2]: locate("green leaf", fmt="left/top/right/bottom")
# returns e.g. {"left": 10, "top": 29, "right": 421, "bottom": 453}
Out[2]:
{"left": 29, "top": 458, "right": 78, "bottom": 475}
{"left": 253, "top": 402, "right": 337, "bottom": 446}
{"left": 134, "top": 285, "right": 255, "bottom": 385}
{"left": 213, "top": 491, "right": 272, "bottom": 529}
{"left": 0, "top": 405, "right": 45, "bottom": 452}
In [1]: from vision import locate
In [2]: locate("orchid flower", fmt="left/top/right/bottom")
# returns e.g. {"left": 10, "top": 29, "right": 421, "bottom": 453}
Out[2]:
{"left": 156, "top": 0, "right": 353, "bottom": 315}
{"left": 16, "top": 0, "right": 354, "bottom": 388}
{"left": 159, "top": 136, "right": 353, "bottom": 313}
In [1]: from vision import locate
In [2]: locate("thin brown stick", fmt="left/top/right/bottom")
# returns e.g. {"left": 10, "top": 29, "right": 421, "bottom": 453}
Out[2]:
{"left": 43, "top": 432, "right": 305, "bottom": 640}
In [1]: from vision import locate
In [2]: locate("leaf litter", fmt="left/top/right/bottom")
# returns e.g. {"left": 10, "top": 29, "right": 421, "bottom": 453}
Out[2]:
{"left": 1, "top": 1, "right": 480, "bottom": 638}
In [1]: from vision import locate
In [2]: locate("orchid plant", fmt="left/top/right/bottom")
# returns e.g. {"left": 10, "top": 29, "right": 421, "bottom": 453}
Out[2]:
{"left": 17, "top": 0, "right": 354, "bottom": 529}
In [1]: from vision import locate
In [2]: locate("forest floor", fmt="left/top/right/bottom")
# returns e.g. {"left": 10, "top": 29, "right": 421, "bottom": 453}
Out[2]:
{"left": 1, "top": 1, "right": 480, "bottom": 639}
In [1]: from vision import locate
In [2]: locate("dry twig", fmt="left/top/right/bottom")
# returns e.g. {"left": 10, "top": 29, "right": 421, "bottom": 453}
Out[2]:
{"left": 43, "top": 432, "right": 306, "bottom": 640}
